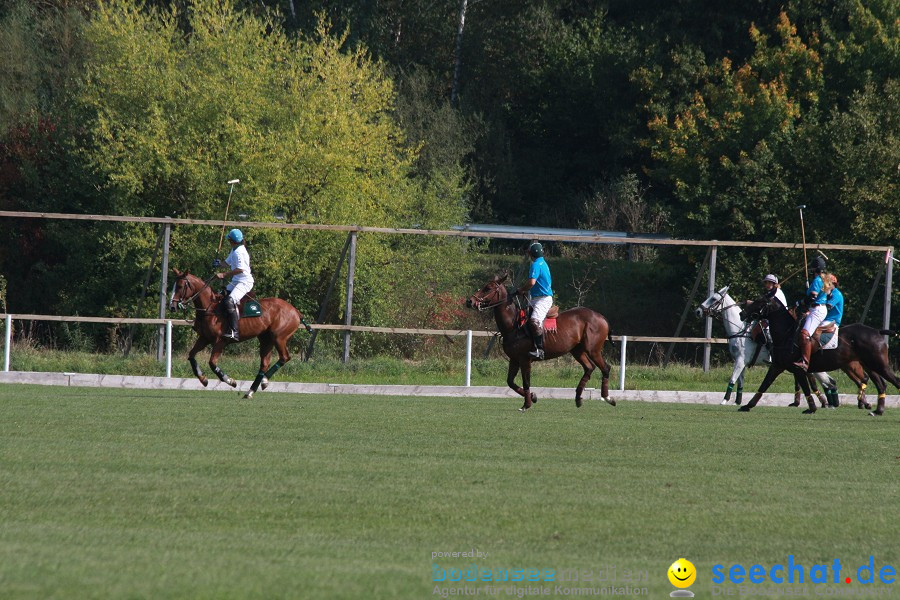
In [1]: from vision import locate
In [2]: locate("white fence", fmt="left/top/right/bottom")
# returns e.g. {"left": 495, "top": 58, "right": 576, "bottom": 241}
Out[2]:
{"left": 0, "top": 313, "right": 730, "bottom": 391}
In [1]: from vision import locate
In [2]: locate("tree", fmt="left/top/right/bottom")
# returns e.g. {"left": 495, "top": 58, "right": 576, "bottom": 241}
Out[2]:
{"left": 647, "top": 12, "right": 824, "bottom": 242}
{"left": 71, "top": 0, "right": 472, "bottom": 350}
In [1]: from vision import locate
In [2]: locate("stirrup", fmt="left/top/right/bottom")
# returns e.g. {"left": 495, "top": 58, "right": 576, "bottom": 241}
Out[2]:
{"left": 528, "top": 348, "right": 544, "bottom": 360}
{"left": 224, "top": 330, "right": 240, "bottom": 341}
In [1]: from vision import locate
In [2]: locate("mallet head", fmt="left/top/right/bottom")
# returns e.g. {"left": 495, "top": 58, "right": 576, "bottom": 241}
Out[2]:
{"left": 227, "top": 179, "right": 240, "bottom": 184}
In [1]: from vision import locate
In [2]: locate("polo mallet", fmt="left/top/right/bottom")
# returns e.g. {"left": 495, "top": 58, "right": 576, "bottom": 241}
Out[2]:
{"left": 797, "top": 204, "right": 809, "bottom": 287}
{"left": 777, "top": 253, "right": 827, "bottom": 288}
{"left": 216, "top": 179, "right": 241, "bottom": 257}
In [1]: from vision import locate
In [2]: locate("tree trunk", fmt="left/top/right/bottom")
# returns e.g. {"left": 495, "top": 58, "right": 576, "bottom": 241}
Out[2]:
{"left": 450, "top": 0, "right": 468, "bottom": 107}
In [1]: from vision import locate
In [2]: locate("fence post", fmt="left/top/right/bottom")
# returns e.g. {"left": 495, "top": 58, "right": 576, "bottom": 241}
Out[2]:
{"left": 618, "top": 335, "right": 626, "bottom": 392}
{"left": 342, "top": 231, "right": 357, "bottom": 363}
{"left": 3, "top": 314, "right": 10, "bottom": 372}
{"left": 703, "top": 244, "right": 717, "bottom": 372}
{"left": 157, "top": 220, "right": 172, "bottom": 362}
{"left": 884, "top": 247, "right": 894, "bottom": 344}
{"left": 465, "top": 330, "right": 472, "bottom": 387}
{"left": 165, "top": 320, "right": 172, "bottom": 378}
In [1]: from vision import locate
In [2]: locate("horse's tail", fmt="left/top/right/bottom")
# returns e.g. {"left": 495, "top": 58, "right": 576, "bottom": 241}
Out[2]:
{"left": 297, "top": 308, "right": 314, "bottom": 333}
{"left": 879, "top": 329, "right": 898, "bottom": 338}
{"left": 605, "top": 326, "right": 617, "bottom": 352}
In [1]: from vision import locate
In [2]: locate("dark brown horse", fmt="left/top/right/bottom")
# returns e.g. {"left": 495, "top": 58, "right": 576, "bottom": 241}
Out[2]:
{"left": 466, "top": 274, "right": 614, "bottom": 411}
{"left": 738, "top": 295, "right": 900, "bottom": 415}
{"left": 169, "top": 269, "right": 311, "bottom": 398}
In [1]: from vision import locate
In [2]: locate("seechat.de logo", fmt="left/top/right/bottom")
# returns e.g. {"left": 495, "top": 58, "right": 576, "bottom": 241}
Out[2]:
{"left": 712, "top": 556, "right": 896, "bottom": 586}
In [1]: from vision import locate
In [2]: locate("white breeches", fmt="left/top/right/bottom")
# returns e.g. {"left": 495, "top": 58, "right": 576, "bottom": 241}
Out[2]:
{"left": 226, "top": 281, "right": 253, "bottom": 304}
{"left": 530, "top": 295, "right": 553, "bottom": 324}
{"left": 801, "top": 304, "right": 827, "bottom": 335}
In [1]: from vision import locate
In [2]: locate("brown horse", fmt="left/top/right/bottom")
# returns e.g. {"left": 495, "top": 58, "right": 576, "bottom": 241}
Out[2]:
{"left": 466, "top": 274, "right": 614, "bottom": 411}
{"left": 169, "top": 269, "right": 310, "bottom": 399}
{"left": 738, "top": 295, "right": 900, "bottom": 415}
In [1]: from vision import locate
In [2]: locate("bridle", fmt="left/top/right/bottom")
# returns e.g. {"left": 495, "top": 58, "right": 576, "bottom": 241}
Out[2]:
{"left": 700, "top": 291, "right": 757, "bottom": 340}
{"left": 171, "top": 274, "right": 218, "bottom": 312}
{"left": 469, "top": 281, "right": 509, "bottom": 312}
{"left": 698, "top": 292, "right": 739, "bottom": 319}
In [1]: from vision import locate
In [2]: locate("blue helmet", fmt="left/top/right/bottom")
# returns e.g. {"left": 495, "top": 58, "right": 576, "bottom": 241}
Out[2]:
{"left": 227, "top": 229, "right": 243, "bottom": 243}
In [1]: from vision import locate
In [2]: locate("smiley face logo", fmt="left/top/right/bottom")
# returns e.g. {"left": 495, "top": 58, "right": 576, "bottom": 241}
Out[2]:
{"left": 668, "top": 558, "right": 696, "bottom": 588}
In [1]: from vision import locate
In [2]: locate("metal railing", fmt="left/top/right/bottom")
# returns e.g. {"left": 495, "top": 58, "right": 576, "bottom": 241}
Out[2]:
{"left": 0, "top": 313, "right": 728, "bottom": 390}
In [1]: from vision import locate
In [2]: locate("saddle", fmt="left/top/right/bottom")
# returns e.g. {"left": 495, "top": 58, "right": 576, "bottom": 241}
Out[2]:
{"left": 749, "top": 320, "right": 766, "bottom": 346}
{"left": 797, "top": 323, "right": 839, "bottom": 355}
{"left": 544, "top": 306, "right": 559, "bottom": 332}
{"left": 813, "top": 323, "right": 838, "bottom": 350}
{"left": 517, "top": 305, "right": 560, "bottom": 332}
{"left": 217, "top": 291, "right": 263, "bottom": 318}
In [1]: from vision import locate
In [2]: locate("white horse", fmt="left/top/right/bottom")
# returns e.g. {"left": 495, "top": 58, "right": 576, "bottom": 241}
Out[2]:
{"left": 696, "top": 287, "right": 840, "bottom": 406}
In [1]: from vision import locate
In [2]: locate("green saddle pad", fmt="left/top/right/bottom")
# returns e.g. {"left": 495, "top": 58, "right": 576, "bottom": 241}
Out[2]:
{"left": 242, "top": 299, "right": 262, "bottom": 318}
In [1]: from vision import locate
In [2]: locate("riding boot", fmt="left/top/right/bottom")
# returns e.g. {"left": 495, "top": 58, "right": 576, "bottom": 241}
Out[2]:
{"left": 526, "top": 320, "right": 544, "bottom": 360}
{"left": 224, "top": 302, "right": 240, "bottom": 341}
{"left": 792, "top": 332, "right": 811, "bottom": 372}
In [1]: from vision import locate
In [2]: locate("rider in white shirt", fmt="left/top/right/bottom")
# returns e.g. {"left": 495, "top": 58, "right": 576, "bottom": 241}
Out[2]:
{"left": 762, "top": 273, "right": 787, "bottom": 307}
{"left": 216, "top": 229, "right": 254, "bottom": 341}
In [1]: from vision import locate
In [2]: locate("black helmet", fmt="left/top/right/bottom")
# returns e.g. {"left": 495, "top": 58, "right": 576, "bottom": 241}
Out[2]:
{"left": 528, "top": 242, "right": 544, "bottom": 258}
{"left": 810, "top": 256, "right": 826, "bottom": 273}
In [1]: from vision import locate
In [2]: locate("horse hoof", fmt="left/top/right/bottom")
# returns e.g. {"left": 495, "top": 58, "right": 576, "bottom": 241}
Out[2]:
{"left": 734, "top": 400, "right": 742, "bottom": 406}
{"left": 738, "top": 405, "right": 751, "bottom": 412}
{"left": 518, "top": 406, "right": 529, "bottom": 412}
{"left": 200, "top": 378, "right": 208, "bottom": 387}
{"left": 603, "top": 397, "right": 615, "bottom": 406}
{"left": 227, "top": 378, "right": 237, "bottom": 388}
{"left": 788, "top": 401, "right": 800, "bottom": 407}
{"left": 802, "top": 408, "right": 816, "bottom": 414}
{"left": 720, "top": 399, "right": 729, "bottom": 405}
{"left": 243, "top": 392, "right": 254, "bottom": 400}
{"left": 575, "top": 398, "right": 583, "bottom": 408}
{"left": 532, "top": 394, "right": 538, "bottom": 404}
{"left": 261, "top": 377, "right": 269, "bottom": 391}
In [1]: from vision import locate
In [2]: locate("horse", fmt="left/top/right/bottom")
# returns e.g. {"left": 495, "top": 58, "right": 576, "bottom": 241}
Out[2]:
{"left": 696, "top": 287, "right": 871, "bottom": 409}
{"left": 737, "top": 295, "right": 900, "bottom": 415}
{"left": 168, "top": 269, "right": 311, "bottom": 399}
{"left": 465, "top": 273, "right": 614, "bottom": 411}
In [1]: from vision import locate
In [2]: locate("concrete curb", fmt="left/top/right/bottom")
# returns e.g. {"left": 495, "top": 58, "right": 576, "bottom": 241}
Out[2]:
{"left": 1, "top": 371, "right": 898, "bottom": 407}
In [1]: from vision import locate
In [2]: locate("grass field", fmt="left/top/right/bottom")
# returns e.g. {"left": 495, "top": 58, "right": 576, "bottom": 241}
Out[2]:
{"left": 0, "top": 384, "right": 897, "bottom": 599}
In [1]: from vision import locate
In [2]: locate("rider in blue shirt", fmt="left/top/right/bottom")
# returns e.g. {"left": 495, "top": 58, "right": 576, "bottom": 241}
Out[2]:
{"left": 824, "top": 274, "right": 844, "bottom": 326}
{"left": 794, "top": 256, "right": 828, "bottom": 371}
{"left": 517, "top": 242, "right": 554, "bottom": 359}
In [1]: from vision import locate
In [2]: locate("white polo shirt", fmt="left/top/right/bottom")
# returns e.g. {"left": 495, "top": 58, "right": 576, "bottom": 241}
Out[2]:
{"left": 225, "top": 245, "right": 254, "bottom": 285}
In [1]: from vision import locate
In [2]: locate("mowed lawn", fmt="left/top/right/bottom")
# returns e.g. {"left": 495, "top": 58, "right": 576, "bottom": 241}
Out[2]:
{"left": 0, "top": 384, "right": 897, "bottom": 599}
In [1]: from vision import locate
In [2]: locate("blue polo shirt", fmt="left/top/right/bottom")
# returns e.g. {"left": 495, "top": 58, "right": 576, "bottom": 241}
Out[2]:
{"left": 825, "top": 288, "right": 844, "bottom": 325}
{"left": 806, "top": 275, "right": 827, "bottom": 305}
{"left": 529, "top": 257, "right": 553, "bottom": 297}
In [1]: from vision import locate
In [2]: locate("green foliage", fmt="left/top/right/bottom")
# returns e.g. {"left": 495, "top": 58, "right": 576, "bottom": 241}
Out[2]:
{"left": 648, "top": 12, "right": 824, "bottom": 240}
{"left": 2, "top": 0, "right": 899, "bottom": 346}
{"left": 0, "top": 1, "right": 43, "bottom": 129}
{"left": 817, "top": 80, "right": 899, "bottom": 245}
{"left": 70, "top": 0, "right": 474, "bottom": 350}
